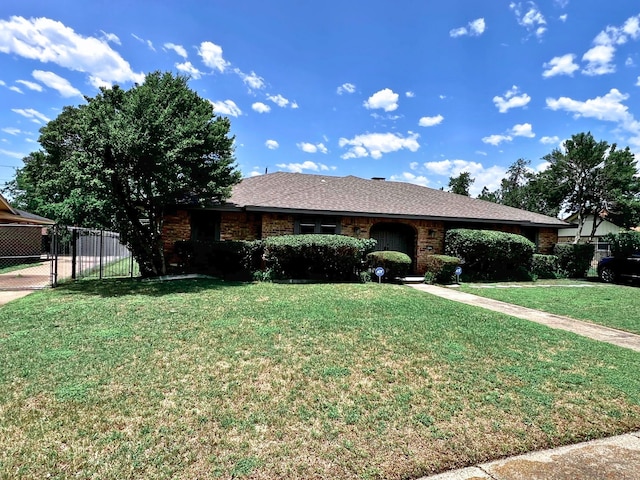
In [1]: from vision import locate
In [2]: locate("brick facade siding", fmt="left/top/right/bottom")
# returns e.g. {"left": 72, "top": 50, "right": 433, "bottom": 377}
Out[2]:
{"left": 162, "top": 209, "right": 559, "bottom": 273}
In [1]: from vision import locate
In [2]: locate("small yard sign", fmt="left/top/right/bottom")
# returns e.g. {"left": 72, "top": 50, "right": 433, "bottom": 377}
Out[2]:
{"left": 455, "top": 266, "right": 462, "bottom": 284}
{"left": 374, "top": 266, "right": 385, "bottom": 284}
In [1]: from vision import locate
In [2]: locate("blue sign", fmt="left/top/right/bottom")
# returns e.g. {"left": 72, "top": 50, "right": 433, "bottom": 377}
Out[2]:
{"left": 374, "top": 267, "right": 385, "bottom": 277}
{"left": 455, "top": 266, "right": 462, "bottom": 276}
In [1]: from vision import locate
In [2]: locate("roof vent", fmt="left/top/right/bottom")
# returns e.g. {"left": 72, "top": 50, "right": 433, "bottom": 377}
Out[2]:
{"left": 371, "top": 177, "right": 386, "bottom": 181}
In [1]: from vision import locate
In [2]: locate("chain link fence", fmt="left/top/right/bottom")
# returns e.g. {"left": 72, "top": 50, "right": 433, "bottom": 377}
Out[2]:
{"left": 0, "top": 224, "right": 138, "bottom": 290}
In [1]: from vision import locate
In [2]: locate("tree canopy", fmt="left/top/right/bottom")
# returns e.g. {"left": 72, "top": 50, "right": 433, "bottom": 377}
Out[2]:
{"left": 5, "top": 71, "right": 241, "bottom": 277}
{"left": 479, "top": 133, "right": 640, "bottom": 243}
{"left": 448, "top": 171, "right": 474, "bottom": 196}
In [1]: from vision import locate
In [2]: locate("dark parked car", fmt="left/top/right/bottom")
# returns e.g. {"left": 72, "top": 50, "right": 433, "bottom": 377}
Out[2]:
{"left": 598, "top": 253, "right": 640, "bottom": 283}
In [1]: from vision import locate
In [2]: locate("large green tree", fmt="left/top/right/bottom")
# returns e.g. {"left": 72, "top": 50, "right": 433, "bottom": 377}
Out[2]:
{"left": 543, "top": 132, "right": 640, "bottom": 243}
{"left": 448, "top": 171, "right": 474, "bottom": 196}
{"left": 6, "top": 71, "right": 241, "bottom": 277}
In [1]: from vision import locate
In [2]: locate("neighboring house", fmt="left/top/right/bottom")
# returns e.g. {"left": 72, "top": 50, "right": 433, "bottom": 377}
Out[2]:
{"left": 162, "top": 172, "right": 568, "bottom": 274}
{"left": 0, "top": 194, "right": 55, "bottom": 262}
{"left": 557, "top": 213, "right": 626, "bottom": 253}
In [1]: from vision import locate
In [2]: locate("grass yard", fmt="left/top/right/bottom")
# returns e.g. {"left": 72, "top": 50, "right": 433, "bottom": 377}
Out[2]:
{"left": 460, "top": 280, "right": 640, "bottom": 335}
{"left": 2, "top": 279, "right": 640, "bottom": 479}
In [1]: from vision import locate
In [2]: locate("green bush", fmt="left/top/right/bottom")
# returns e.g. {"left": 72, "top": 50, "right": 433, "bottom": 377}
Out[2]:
{"left": 604, "top": 231, "right": 640, "bottom": 258}
{"left": 366, "top": 251, "right": 412, "bottom": 281}
{"left": 174, "top": 240, "right": 260, "bottom": 279}
{"left": 553, "top": 243, "right": 595, "bottom": 278}
{"left": 531, "top": 254, "right": 559, "bottom": 279}
{"left": 445, "top": 229, "right": 535, "bottom": 281}
{"left": 423, "top": 255, "right": 461, "bottom": 284}
{"left": 263, "top": 234, "right": 376, "bottom": 281}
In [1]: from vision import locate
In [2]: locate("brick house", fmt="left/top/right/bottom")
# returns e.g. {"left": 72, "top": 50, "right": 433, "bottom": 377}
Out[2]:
{"left": 162, "top": 172, "right": 567, "bottom": 274}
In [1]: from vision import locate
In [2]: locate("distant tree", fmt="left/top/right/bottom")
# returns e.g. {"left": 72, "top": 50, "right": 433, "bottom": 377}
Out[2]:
{"left": 448, "top": 171, "right": 474, "bottom": 196}
{"left": 477, "top": 186, "right": 499, "bottom": 203}
{"left": 542, "top": 132, "right": 640, "bottom": 243}
{"left": 6, "top": 71, "right": 241, "bottom": 277}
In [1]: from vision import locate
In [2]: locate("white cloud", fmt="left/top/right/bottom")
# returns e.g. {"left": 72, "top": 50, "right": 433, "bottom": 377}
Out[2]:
{"left": 100, "top": 31, "right": 120, "bottom": 45}
{"left": 176, "top": 61, "right": 203, "bottom": 79}
{"left": 510, "top": 123, "right": 535, "bottom": 138}
{"left": 418, "top": 114, "right": 444, "bottom": 127}
{"left": 11, "top": 108, "right": 50, "bottom": 124}
{"left": 540, "top": 135, "right": 560, "bottom": 144}
{"left": 198, "top": 41, "right": 229, "bottom": 72}
{"left": 1, "top": 127, "right": 22, "bottom": 135}
{"left": 9, "top": 86, "right": 23, "bottom": 94}
{"left": 542, "top": 53, "right": 579, "bottom": 77}
{"left": 510, "top": 2, "right": 547, "bottom": 38}
{"left": 422, "top": 159, "right": 506, "bottom": 196}
{"left": 291, "top": 101, "right": 299, "bottom": 109}
{"left": 559, "top": 14, "right": 568, "bottom": 22}
{"left": 637, "top": 76, "right": 640, "bottom": 87}
{"left": 265, "top": 139, "right": 279, "bottom": 150}
{"left": 297, "top": 142, "right": 328, "bottom": 154}
{"left": 16, "top": 79, "right": 43, "bottom": 92}
{"left": 450, "top": 18, "right": 485, "bottom": 37}
{"left": 267, "top": 93, "right": 289, "bottom": 108}
{"left": 0, "top": 148, "right": 25, "bottom": 159}
{"left": 405, "top": 91, "right": 415, "bottom": 98}
{"left": 580, "top": 14, "right": 640, "bottom": 77}
{"left": 389, "top": 172, "right": 430, "bottom": 187}
{"left": 210, "top": 99, "right": 242, "bottom": 117}
{"left": 164, "top": 42, "right": 187, "bottom": 58}
{"left": 546, "top": 88, "right": 640, "bottom": 148}
{"left": 363, "top": 88, "right": 399, "bottom": 112}
{"left": 236, "top": 69, "right": 265, "bottom": 91}
{"left": 337, "top": 83, "right": 356, "bottom": 95}
{"left": 339, "top": 131, "right": 420, "bottom": 159}
{"left": 482, "top": 134, "right": 513, "bottom": 146}
{"left": 582, "top": 44, "right": 616, "bottom": 75}
{"left": 0, "top": 16, "right": 145, "bottom": 88}
{"left": 493, "top": 85, "right": 531, "bottom": 113}
{"left": 0, "top": 80, "right": 5, "bottom": 86}
{"left": 252, "top": 102, "right": 271, "bottom": 113}
{"left": 131, "top": 33, "right": 155, "bottom": 51}
{"left": 32, "top": 70, "right": 81, "bottom": 97}
{"left": 626, "top": 57, "right": 635, "bottom": 67}
{"left": 554, "top": 0, "right": 569, "bottom": 7}
{"left": 276, "top": 161, "right": 331, "bottom": 173}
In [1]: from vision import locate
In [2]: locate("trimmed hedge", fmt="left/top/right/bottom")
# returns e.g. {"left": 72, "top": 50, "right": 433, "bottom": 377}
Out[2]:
{"left": 423, "top": 254, "right": 461, "bottom": 284}
{"left": 531, "top": 254, "right": 559, "bottom": 279}
{"left": 174, "top": 240, "right": 260, "bottom": 279}
{"left": 604, "top": 231, "right": 640, "bottom": 258}
{"left": 263, "top": 234, "right": 376, "bottom": 281}
{"left": 366, "top": 251, "right": 412, "bottom": 281}
{"left": 553, "top": 243, "right": 595, "bottom": 278}
{"left": 445, "top": 229, "right": 535, "bottom": 281}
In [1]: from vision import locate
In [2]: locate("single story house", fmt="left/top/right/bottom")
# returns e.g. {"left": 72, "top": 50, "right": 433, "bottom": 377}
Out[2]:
{"left": 0, "top": 194, "right": 55, "bottom": 262}
{"left": 162, "top": 172, "right": 568, "bottom": 274}
{"left": 558, "top": 213, "right": 627, "bottom": 252}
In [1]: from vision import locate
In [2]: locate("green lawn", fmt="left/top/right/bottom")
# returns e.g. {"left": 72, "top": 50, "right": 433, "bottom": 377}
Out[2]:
{"left": 2, "top": 279, "right": 640, "bottom": 479}
{"left": 460, "top": 280, "right": 640, "bottom": 335}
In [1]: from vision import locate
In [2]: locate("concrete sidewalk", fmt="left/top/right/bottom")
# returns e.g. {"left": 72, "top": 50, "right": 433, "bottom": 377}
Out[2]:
{"left": 0, "top": 290, "right": 34, "bottom": 306}
{"left": 409, "top": 283, "right": 640, "bottom": 479}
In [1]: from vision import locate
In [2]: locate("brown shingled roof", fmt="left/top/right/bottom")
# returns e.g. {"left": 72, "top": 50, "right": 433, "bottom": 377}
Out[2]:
{"left": 226, "top": 172, "right": 567, "bottom": 228}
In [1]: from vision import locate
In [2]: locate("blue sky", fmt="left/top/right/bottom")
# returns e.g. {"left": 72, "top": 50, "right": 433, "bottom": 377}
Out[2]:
{"left": 1, "top": 1, "right": 639, "bottom": 197}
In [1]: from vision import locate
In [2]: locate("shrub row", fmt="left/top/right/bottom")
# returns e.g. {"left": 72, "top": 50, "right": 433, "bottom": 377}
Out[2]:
{"left": 366, "top": 251, "right": 412, "bottom": 281}
{"left": 604, "top": 230, "right": 640, "bottom": 258}
{"left": 423, "top": 255, "right": 461, "bottom": 284}
{"left": 445, "top": 229, "right": 535, "bottom": 281}
{"left": 553, "top": 243, "right": 595, "bottom": 278}
{"left": 175, "top": 235, "right": 377, "bottom": 281}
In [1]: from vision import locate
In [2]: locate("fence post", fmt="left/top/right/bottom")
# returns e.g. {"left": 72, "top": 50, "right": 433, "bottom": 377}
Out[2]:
{"left": 71, "top": 228, "right": 78, "bottom": 280}
{"left": 99, "top": 230, "right": 104, "bottom": 280}
{"left": 52, "top": 226, "right": 59, "bottom": 287}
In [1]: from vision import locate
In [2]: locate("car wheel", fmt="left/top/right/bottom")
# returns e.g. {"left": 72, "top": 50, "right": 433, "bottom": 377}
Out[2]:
{"left": 600, "top": 266, "right": 617, "bottom": 283}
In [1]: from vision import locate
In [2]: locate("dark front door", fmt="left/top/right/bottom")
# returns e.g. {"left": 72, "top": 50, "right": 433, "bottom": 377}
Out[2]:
{"left": 370, "top": 223, "right": 416, "bottom": 271}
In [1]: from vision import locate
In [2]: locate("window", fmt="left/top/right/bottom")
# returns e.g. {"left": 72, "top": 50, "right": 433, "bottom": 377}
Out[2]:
{"left": 294, "top": 216, "right": 340, "bottom": 234}
{"left": 190, "top": 211, "right": 220, "bottom": 241}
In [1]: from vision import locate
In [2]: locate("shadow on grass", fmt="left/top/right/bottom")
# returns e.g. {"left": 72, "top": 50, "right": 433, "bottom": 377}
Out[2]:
{"left": 53, "top": 276, "right": 249, "bottom": 298}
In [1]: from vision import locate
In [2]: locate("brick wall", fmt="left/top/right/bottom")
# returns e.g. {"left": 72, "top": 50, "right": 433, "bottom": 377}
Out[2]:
{"left": 162, "top": 208, "right": 560, "bottom": 273}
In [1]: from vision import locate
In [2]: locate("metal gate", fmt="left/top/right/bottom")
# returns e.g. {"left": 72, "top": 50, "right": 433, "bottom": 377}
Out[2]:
{"left": 0, "top": 225, "right": 137, "bottom": 290}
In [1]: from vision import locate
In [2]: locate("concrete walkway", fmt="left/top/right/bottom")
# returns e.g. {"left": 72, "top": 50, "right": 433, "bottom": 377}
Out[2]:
{"left": 408, "top": 284, "right": 640, "bottom": 352}
{"left": 408, "top": 283, "right": 640, "bottom": 479}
